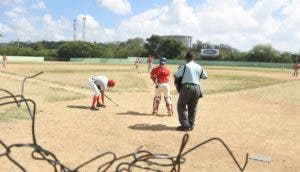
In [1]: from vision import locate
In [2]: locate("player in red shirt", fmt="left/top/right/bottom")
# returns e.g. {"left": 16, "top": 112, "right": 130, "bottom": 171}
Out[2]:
{"left": 2, "top": 54, "right": 7, "bottom": 68}
{"left": 293, "top": 62, "right": 299, "bottom": 78}
{"left": 134, "top": 58, "right": 141, "bottom": 70}
{"left": 150, "top": 57, "right": 173, "bottom": 115}
{"left": 147, "top": 55, "right": 154, "bottom": 73}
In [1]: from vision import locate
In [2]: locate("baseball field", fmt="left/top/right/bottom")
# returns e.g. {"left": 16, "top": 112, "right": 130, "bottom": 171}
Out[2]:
{"left": 0, "top": 62, "right": 299, "bottom": 171}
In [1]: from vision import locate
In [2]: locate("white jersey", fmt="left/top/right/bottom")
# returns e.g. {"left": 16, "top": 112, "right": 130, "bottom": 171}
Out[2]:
{"left": 91, "top": 76, "right": 108, "bottom": 90}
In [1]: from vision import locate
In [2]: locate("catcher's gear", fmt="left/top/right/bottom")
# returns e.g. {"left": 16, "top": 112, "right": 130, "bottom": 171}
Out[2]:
{"left": 159, "top": 57, "right": 167, "bottom": 65}
{"left": 153, "top": 96, "right": 161, "bottom": 114}
{"left": 165, "top": 96, "right": 173, "bottom": 115}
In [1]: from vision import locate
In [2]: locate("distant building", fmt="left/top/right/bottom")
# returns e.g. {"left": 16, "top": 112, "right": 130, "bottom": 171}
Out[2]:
{"left": 161, "top": 35, "right": 192, "bottom": 48}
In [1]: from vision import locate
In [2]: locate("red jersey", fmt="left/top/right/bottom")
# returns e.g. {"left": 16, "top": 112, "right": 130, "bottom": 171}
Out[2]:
{"left": 134, "top": 58, "right": 141, "bottom": 64}
{"left": 293, "top": 63, "right": 299, "bottom": 70}
{"left": 150, "top": 65, "right": 170, "bottom": 83}
{"left": 3, "top": 55, "right": 7, "bottom": 61}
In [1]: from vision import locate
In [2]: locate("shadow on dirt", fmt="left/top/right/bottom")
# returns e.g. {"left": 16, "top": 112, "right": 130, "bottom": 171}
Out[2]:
{"left": 129, "top": 124, "right": 176, "bottom": 131}
{"left": 116, "top": 111, "right": 153, "bottom": 116}
{"left": 67, "top": 105, "right": 91, "bottom": 110}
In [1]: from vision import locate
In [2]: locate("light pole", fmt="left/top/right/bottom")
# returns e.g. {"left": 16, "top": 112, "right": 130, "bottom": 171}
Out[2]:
{"left": 73, "top": 19, "right": 76, "bottom": 41}
{"left": 82, "top": 16, "right": 86, "bottom": 41}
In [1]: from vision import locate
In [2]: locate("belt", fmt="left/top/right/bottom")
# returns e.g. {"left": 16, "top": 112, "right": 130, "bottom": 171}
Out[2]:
{"left": 183, "top": 83, "right": 198, "bottom": 85}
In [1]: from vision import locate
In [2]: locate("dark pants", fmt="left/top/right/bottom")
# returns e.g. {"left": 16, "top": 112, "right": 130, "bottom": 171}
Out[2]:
{"left": 177, "top": 84, "right": 201, "bottom": 128}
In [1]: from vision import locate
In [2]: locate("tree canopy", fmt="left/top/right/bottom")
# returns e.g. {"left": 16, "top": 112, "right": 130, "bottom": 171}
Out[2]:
{"left": 0, "top": 36, "right": 298, "bottom": 63}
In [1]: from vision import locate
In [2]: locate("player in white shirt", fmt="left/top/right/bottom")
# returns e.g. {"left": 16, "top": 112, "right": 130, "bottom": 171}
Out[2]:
{"left": 88, "top": 75, "right": 115, "bottom": 110}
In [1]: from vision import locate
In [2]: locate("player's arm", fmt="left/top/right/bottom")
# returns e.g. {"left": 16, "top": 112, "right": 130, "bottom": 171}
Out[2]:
{"left": 100, "top": 90, "right": 106, "bottom": 107}
{"left": 150, "top": 69, "right": 157, "bottom": 83}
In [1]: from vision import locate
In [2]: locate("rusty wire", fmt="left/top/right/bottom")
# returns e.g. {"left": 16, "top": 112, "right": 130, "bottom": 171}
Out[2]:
{"left": 0, "top": 72, "right": 250, "bottom": 172}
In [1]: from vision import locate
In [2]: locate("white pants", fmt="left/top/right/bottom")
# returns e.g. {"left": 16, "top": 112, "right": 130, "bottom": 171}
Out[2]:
{"left": 155, "top": 83, "right": 171, "bottom": 99}
{"left": 2, "top": 60, "right": 7, "bottom": 67}
{"left": 88, "top": 78, "right": 100, "bottom": 96}
{"left": 148, "top": 63, "right": 153, "bottom": 73}
{"left": 153, "top": 83, "right": 173, "bottom": 113}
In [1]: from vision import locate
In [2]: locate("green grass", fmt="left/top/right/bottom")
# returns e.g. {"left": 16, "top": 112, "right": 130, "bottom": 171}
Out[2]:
{"left": 47, "top": 94, "right": 85, "bottom": 102}
{"left": 110, "top": 73, "right": 149, "bottom": 93}
{"left": 171, "top": 74, "right": 286, "bottom": 95}
{"left": 204, "top": 74, "right": 286, "bottom": 95}
{"left": 47, "top": 87, "right": 86, "bottom": 102}
{"left": 205, "top": 66, "right": 293, "bottom": 74}
{"left": 0, "top": 106, "right": 31, "bottom": 122}
{"left": 2, "top": 63, "right": 289, "bottom": 96}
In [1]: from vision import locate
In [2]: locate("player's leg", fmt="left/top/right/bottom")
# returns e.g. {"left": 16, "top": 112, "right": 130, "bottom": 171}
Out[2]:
{"left": 88, "top": 78, "right": 100, "bottom": 110}
{"left": 147, "top": 63, "right": 150, "bottom": 73}
{"left": 153, "top": 85, "right": 162, "bottom": 115}
{"left": 162, "top": 83, "right": 173, "bottom": 115}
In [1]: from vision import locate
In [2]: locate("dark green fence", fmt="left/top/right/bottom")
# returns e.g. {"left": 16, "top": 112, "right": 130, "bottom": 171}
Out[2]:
{"left": 70, "top": 57, "right": 293, "bottom": 68}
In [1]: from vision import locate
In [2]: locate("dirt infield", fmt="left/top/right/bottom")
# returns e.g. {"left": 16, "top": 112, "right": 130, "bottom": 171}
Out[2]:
{"left": 0, "top": 62, "right": 299, "bottom": 171}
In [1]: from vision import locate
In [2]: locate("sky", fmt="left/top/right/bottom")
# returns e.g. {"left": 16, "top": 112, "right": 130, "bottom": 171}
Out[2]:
{"left": 0, "top": 0, "right": 300, "bottom": 53}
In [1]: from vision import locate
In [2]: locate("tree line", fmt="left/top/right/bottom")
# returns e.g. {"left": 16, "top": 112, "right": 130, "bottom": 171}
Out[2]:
{"left": 0, "top": 35, "right": 298, "bottom": 63}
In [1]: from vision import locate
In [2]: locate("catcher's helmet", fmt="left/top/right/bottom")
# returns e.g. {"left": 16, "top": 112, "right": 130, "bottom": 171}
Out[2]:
{"left": 108, "top": 80, "right": 115, "bottom": 87}
{"left": 159, "top": 57, "right": 167, "bottom": 65}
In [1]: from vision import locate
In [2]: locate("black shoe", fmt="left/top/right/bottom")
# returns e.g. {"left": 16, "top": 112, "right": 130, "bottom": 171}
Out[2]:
{"left": 176, "top": 126, "right": 191, "bottom": 132}
{"left": 90, "top": 106, "right": 99, "bottom": 110}
{"left": 96, "top": 102, "right": 103, "bottom": 107}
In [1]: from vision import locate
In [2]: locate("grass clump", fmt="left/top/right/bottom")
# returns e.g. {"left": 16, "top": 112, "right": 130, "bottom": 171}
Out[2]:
{"left": 0, "top": 106, "right": 31, "bottom": 122}
{"left": 203, "top": 74, "right": 285, "bottom": 95}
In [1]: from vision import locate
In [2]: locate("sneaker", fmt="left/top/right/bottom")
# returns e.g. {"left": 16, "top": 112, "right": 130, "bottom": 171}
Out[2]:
{"left": 96, "top": 102, "right": 103, "bottom": 107}
{"left": 176, "top": 126, "right": 191, "bottom": 132}
{"left": 90, "top": 106, "right": 99, "bottom": 110}
{"left": 189, "top": 126, "right": 194, "bottom": 131}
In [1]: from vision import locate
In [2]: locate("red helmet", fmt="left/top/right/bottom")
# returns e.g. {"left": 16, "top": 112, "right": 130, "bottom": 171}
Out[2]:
{"left": 108, "top": 80, "right": 115, "bottom": 87}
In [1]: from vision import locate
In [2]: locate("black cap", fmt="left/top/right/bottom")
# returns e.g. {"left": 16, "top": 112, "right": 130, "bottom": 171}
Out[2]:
{"left": 186, "top": 52, "right": 193, "bottom": 59}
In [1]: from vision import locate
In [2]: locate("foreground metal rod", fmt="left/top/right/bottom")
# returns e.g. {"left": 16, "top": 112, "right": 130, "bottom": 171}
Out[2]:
{"left": 0, "top": 95, "right": 34, "bottom": 118}
{"left": 182, "top": 136, "right": 249, "bottom": 172}
{"left": 21, "top": 72, "right": 43, "bottom": 97}
{"left": 0, "top": 87, "right": 251, "bottom": 172}
{"left": 0, "top": 88, "right": 20, "bottom": 107}
{"left": 20, "top": 71, "right": 43, "bottom": 105}
{"left": 73, "top": 152, "right": 117, "bottom": 172}
{"left": 0, "top": 98, "right": 37, "bottom": 144}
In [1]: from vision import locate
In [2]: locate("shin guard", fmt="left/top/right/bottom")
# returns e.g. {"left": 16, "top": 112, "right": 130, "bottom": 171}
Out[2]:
{"left": 165, "top": 96, "right": 173, "bottom": 114}
{"left": 153, "top": 96, "right": 161, "bottom": 113}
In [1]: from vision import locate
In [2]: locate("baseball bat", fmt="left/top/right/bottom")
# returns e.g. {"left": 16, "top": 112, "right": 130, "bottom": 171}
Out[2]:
{"left": 105, "top": 95, "right": 119, "bottom": 107}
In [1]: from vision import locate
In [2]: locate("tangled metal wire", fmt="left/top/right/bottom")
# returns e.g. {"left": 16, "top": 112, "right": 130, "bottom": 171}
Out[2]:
{"left": 0, "top": 72, "right": 250, "bottom": 172}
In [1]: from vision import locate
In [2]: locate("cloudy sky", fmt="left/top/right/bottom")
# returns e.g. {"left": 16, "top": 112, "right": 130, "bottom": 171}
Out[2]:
{"left": 0, "top": 0, "right": 299, "bottom": 52}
